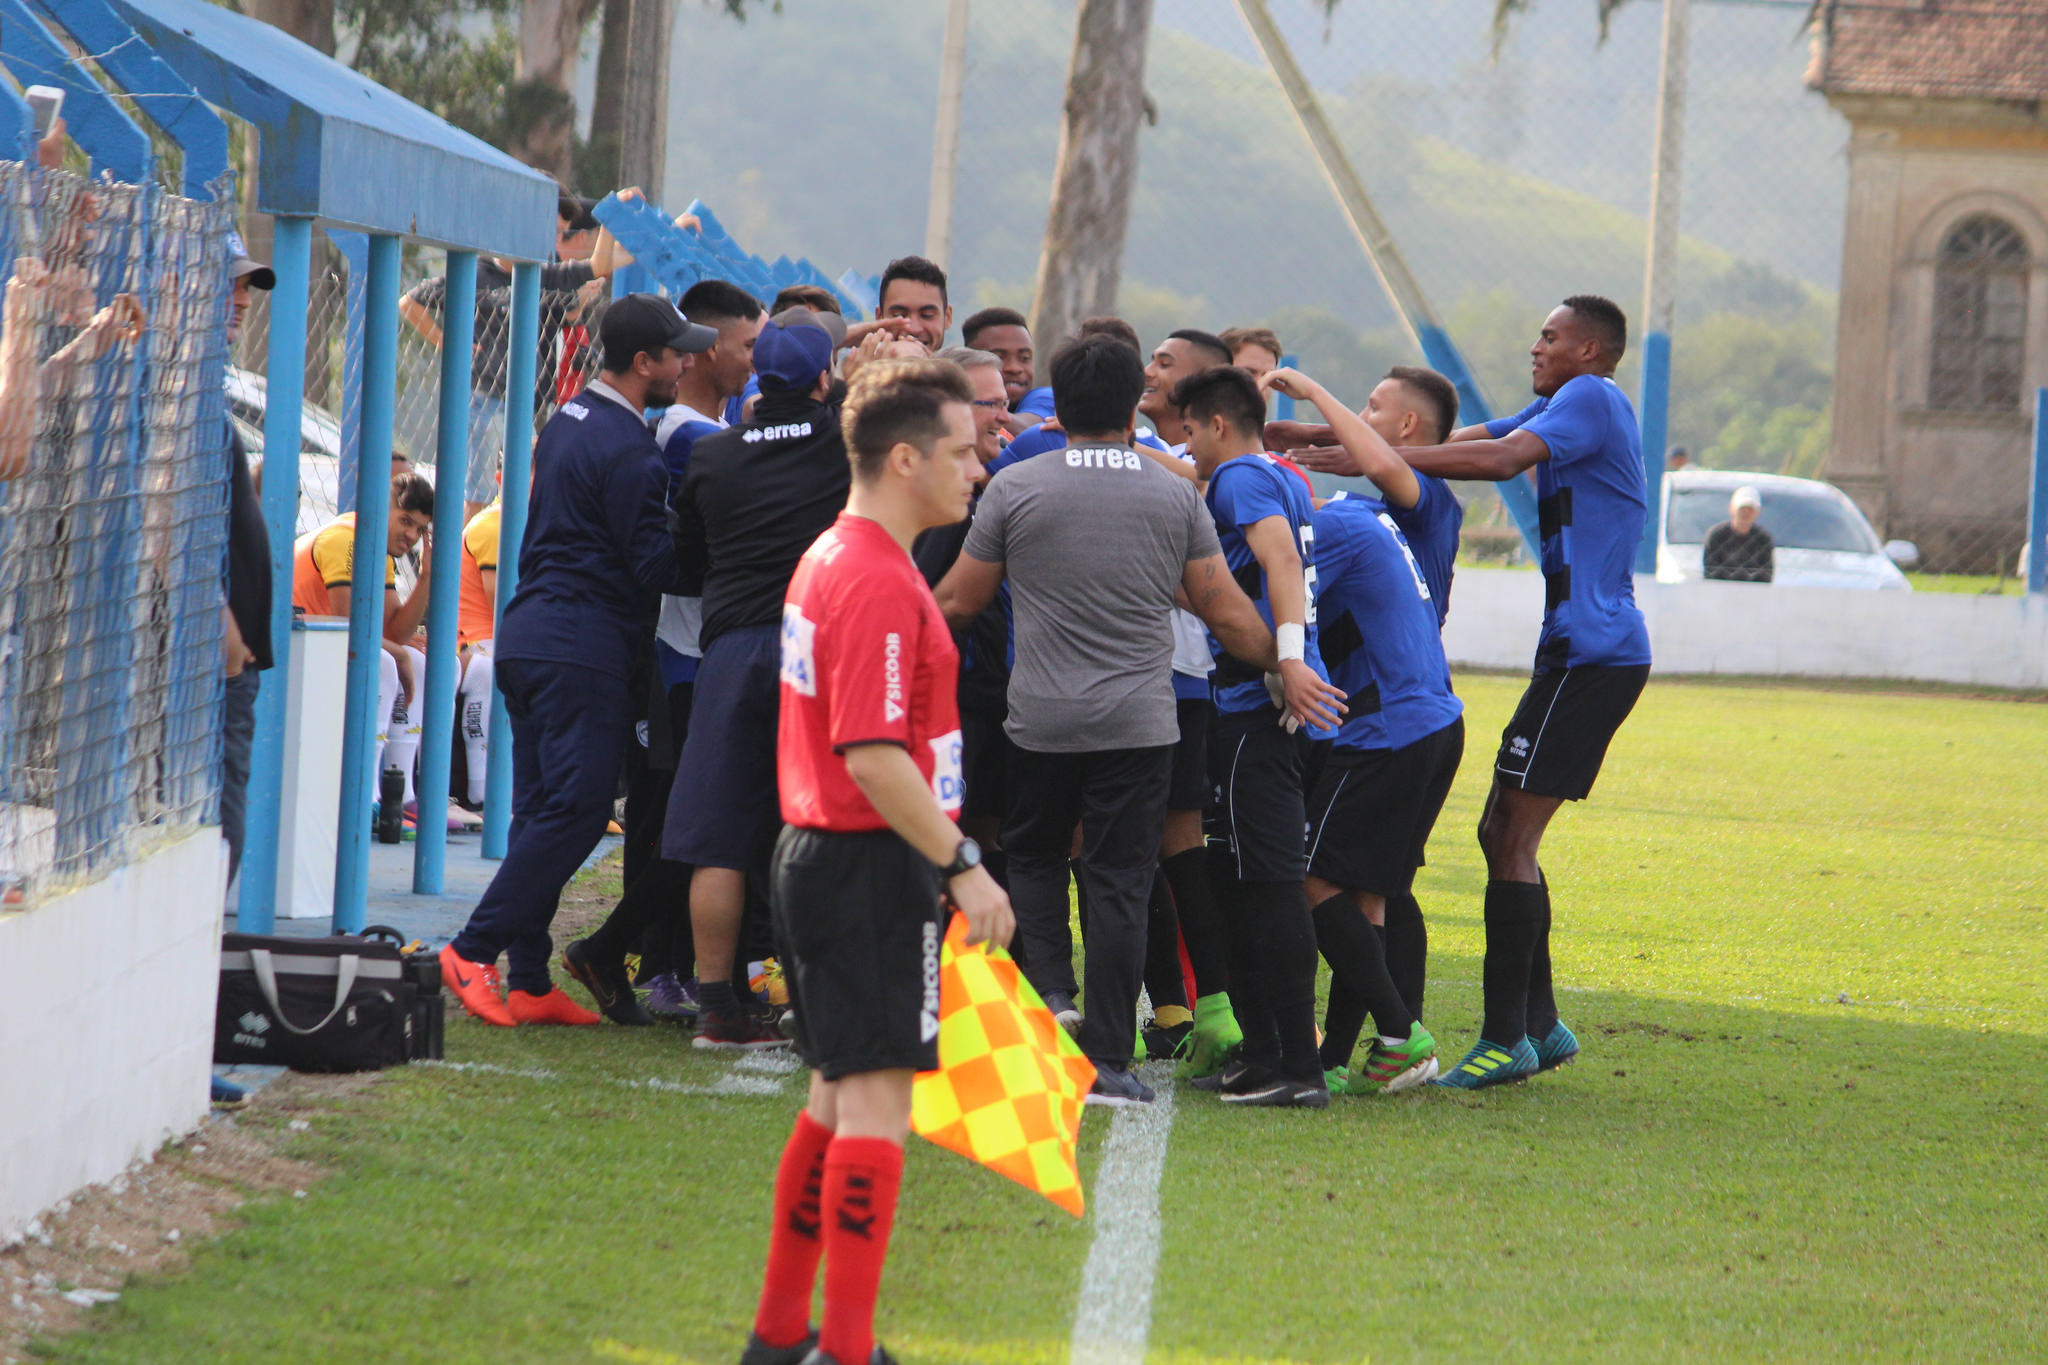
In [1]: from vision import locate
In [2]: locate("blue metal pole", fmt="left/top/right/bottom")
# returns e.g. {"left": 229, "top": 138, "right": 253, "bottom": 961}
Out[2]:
{"left": 237, "top": 216, "right": 313, "bottom": 932}
{"left": 333, "top": 233, "right": 401, "bottom": 930}
{"left": 1637, "top": 330, "right": 1672, "bottom": 575}
{"left": 412, "top": 252, "right": 477, "bottom": 892}
{"left": 2030, "top": 388, "right": 2048, "bottom": 596}
{"left": 1276, "top": 351, "right": 1297, "bottom": 423}
{"left": 482, "top": 263, "right": 541, "bottom": 860}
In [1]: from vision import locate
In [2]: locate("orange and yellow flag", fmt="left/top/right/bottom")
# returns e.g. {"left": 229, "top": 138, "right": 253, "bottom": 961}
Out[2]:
{"left": 911, "top": 915, "right": 1097, "bottom": 1217}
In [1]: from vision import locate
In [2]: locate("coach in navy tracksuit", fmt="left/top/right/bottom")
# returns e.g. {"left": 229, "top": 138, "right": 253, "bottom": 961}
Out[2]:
{"left": 441, "top": 295, "right": 717, "bottom": 1027}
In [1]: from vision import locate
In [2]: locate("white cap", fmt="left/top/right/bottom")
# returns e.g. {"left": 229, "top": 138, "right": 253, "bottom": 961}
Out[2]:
{"left": 1731, "top": 486, "right": 1762, "bottom": 510}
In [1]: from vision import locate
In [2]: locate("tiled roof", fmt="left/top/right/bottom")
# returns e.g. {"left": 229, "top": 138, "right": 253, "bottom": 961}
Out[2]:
{"left": 1810, "top": 0, "right": 2048, "bottom": 104}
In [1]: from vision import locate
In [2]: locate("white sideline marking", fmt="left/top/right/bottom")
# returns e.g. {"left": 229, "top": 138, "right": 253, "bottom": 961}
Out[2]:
{"left": 1069, "top": 1062, "right": 1176, "bottom": 1365}
{"left": 415, "top": 1056, "right": 796, "bottom": 1096}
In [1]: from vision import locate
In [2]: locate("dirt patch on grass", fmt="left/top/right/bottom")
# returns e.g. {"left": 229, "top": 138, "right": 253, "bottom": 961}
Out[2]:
{"left": 0, "top": 1071, "right": 382, "bottom": 1362}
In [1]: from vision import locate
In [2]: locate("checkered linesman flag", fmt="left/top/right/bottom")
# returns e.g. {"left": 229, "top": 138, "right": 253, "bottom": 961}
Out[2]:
{"left": 911, "top": 915, "right": 1098, "bottom": 1217}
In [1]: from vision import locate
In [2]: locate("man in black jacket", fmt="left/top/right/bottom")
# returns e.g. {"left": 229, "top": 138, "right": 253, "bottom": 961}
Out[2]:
{"left": 1702, "top": 486, "right": 1774, "bottom": 583}
{"left": 221, "top": 233, "right": 275, "bottom": 892}
{"left": 662, "top": 308, "right": 861, "bottom": 1049}
{"left": 442, "top": 295, "right": 713, "bottom": 1028}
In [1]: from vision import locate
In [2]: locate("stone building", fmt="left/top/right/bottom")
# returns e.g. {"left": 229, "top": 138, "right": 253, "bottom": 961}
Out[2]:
{"left": 1810, "top": 0, "right": 2048, "bottom": 573}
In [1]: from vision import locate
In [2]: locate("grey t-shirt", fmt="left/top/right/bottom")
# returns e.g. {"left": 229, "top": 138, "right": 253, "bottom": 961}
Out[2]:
{"left": 964, "top": 442, "right": 1221, "bottom": 753}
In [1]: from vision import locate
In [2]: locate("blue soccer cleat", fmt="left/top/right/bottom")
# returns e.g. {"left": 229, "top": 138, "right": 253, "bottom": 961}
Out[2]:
{"left": 1531, "top": 1019, "right": 1580, "bottom": 1073}
{"left": 1431, "top": 1037, "right": 1539, "bottom": 1090}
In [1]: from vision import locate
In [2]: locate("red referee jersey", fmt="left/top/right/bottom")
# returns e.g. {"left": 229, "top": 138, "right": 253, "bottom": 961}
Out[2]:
{"left": 778, "top": 513, "right": 964, "bottom": 832}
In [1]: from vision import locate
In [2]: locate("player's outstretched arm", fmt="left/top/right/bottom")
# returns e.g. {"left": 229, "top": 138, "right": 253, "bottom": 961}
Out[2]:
{"left": 1262, "top": 368, "right": 1420, "bottom": 510}
{"left": 1263, "top": 418, "right": 1332, "bottom": 453}
{"left": 933, "top": 552, "right": 1004, "bottom": 630}
{"left": 843, "top": 742, "right": 1015, "bottom": 948}
{"left": 1401, "top": 428, "right": 1549, "bottom": 483}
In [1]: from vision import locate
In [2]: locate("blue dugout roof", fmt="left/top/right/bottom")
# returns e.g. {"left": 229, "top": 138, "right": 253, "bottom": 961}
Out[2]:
{"left": 106, "top": 0, "right": 556, "bottom": 260}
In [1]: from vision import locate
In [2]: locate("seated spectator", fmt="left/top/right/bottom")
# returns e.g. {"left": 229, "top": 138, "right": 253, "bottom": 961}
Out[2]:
{"left": 292, "top": 472, "right": 437, "bottom": 808}
{"left": 1702, "top": 486, "right": 1774, "bottom": 584}
{"left": 456, "top": 483, "right": 501, "bottom": 808}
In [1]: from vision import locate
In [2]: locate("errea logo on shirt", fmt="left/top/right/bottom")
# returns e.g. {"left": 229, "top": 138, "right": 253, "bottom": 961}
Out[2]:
{"left": 1066, "top": 446, "right": 1143, "bottom": 470}
{"left": 562, "top": 401, "right": 589, "bottom": 421}
{"left": 780, "top": 604, "right": 817, "bottom": 696}
{"left": 743, "top": 421, "right": 814, "bottom": 444}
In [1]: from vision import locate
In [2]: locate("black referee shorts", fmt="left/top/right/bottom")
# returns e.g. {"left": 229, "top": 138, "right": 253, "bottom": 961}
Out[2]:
{"left": 771, "top": 826, "right": 944, "bottom": 1081}
{"left": 1307, "top": 717, "right": 1464, "bottom": 896}
{"left": 1169, "top": 696, "right": 1214, "bottom": 813}
{"left": 1495, "top": 664, "right": 1649, "bottom": 801}
{"left": 1207, "top": 707, "right": 1308, "bottom": 884}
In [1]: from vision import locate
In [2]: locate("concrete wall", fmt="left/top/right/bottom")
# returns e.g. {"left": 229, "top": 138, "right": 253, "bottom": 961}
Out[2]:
{"left": 1444, "top": 568, "right": 2048, "bottom": 689}
{"left": 0, "top": 830, "right": 226, "bottom": 1243}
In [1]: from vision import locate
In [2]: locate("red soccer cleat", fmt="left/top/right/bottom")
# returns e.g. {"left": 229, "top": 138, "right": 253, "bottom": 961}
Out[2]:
{"left": 440, "top": 944, "right": 515, "bottom": 1027}
{"left": 506, "top": 986, "right": 602, "bottom": 1026}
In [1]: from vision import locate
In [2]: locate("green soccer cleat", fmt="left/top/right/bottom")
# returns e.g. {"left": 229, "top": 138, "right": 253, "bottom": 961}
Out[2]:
{"left": 1175, "top": 992, "right": 1244, "bottom": 1080}
{"left": 1431, "top": 1037, "right": 1539, "bottom": 1090}
{"left": 1531, "top": 1019, "right": 1579, "bottom": 1072}
{"left": 1357, "top": 1022, "right": 1438, "bottom": 1094}
{"left": 1323, "top": 1066, "right": 1356, "bottom": 1097}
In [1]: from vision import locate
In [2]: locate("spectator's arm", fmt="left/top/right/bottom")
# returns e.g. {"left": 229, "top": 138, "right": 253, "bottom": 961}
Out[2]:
{"left": 384, "top": 549, "right": 431, "bottom": 644}
{"left": 400, "top": 293, "right": 443, "bottom": 349}
{"left": 0, "top": 260, "right": 47, "bottom": 479}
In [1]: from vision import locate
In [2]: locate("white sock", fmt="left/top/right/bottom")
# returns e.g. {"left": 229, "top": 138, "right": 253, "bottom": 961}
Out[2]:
{"left": 459, "top": 649, "right": 493, "bottom": 805}
{"left": 383, "top": 646, "right": 426, "bottom": 806}
{"left": 374, "top": 648, "right": 399, "bottom": 781}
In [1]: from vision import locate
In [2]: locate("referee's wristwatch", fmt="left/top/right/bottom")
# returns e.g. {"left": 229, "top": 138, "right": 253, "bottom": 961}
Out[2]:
{"left": 938, "top": 836, "right": 983, "bottom": 881}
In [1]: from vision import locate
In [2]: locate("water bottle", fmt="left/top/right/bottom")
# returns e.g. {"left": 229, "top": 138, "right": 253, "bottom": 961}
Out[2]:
{"left": 376, "top": 766, "right": 405, "bottom": 844}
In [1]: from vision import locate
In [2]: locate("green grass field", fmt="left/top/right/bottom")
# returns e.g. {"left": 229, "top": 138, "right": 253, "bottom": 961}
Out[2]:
{"left": 40, "top": 675, "right": 2048, "bottom": 1365}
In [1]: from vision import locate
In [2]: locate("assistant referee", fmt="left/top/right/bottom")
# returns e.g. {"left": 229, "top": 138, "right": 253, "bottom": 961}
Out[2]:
{"left": 740, "top": 359, "right": 1011, "bottom": 1365}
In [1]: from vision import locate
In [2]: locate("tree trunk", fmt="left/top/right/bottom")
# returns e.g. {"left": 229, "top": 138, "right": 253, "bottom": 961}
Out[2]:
{"left": 583, "top": 0, "right": 634, "bottom": 193}
{"left": 240, "top": 0, "right": 336, "bottom": 388}
{"left": 618, "top": 0, "right": 672, "bottom": 203}
{"left": 515, "top": 0, "right": 602, "bottom": 182}
{"left": 1028, "top": 0, "right": 1153, "bottom": 375}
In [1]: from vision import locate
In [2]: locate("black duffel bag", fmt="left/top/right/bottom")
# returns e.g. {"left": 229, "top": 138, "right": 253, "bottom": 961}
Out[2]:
{"left": 215, "top": 932, "right": 416, "bottom": 1072}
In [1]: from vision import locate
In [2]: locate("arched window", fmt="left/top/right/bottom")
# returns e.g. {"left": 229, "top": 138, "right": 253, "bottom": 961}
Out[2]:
{"left": 1930, "top": 215, "right": 2029, "bottom": 411}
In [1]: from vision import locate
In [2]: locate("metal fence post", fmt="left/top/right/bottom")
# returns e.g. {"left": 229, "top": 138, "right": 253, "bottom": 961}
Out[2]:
{"left": 412, "top": 251, "right": 477, "bottom": 892}
{"left": 482, "top": 263, "right": 541, "bottom": 860}
{"left": 333, "top": 233, "right": 402, "bottom": 930}
{"left": 238, "top": 216, "right": 313, "bottom": 932}
{"left": 2030, "top": 388, "right": 2047, "bottom": 596}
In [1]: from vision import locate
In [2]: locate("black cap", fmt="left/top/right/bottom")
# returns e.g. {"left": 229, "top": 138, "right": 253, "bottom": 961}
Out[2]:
{"left": 600, "top": 293, "right": 717, "bottom": 365}
{"left": 226, "top": 229, "right": 274, "bottom": 291}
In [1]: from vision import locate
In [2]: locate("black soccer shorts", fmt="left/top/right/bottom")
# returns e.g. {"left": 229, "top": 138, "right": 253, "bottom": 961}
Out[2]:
{"left": 1494, "top": 664, "right": 1649, "bottom": 801}
{"left": 1307, "top": 717, "right": 1464, "bottom": 895}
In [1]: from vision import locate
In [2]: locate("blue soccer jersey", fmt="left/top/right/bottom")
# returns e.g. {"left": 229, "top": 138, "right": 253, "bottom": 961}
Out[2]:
{"left": 1385, "top": 472, "right": 1462, "bottom": 628}
{"left": 1313, "top": 495, "right": 1463, "bottom": 752}
{"left": 1485, "top": 375, "right": 1650, "bottom": 669}
{"left": 1203, "top": 453, "right": 1332, "bottom": 729}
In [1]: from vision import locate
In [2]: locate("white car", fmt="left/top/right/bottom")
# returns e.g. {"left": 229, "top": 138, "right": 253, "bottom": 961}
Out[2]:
{"left": 1657, "top": 469, "right": 1918, "bottom": 591}
{"left": 224, "top": 365, "right": 344, "bottom": 537}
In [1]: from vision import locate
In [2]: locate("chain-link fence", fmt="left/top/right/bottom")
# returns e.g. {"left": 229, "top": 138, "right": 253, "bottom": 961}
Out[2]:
{"left": 0, "top": 158, "right": 236, "bottom": 908}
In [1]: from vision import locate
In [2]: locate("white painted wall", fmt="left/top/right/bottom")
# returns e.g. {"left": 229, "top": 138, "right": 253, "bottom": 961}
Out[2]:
{"left": 1444, "top": 569, "right": 2048, "bottom": 688}
{"left": 0, "top": 830, "right": 226, "bottom": 1243}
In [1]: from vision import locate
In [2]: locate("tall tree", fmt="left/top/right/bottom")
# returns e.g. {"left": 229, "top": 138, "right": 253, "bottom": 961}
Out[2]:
{"left": 1028, "top": 0, "right": 1154, "bottom": 373}
{"left": 513, "top": 0, "right": 603, "bottom": 181}
{"left": 618, "top": 0, "right": 673, "bottom": 201}
{"left": 582, "top": 0, "right": 634, "bottom": 193}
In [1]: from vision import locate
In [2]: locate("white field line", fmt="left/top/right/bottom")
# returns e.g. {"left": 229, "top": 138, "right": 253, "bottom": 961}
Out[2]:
{"left": 1069, "top": 1062, "right": 1176, "bottom": 1365}
{"left": 415, "top": 1056, "right": 796, "bottom": 1096}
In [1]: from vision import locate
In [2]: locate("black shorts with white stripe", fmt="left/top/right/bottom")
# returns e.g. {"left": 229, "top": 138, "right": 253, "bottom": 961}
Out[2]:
{"left": 1205, "top": 707, "right": 1309, "bottom": 884}
{"left": 1306, "top": 716, "right": 1464, "bottom": 896}
{"left": 1495, "top": 664, "right": 1650, "bottom": 801}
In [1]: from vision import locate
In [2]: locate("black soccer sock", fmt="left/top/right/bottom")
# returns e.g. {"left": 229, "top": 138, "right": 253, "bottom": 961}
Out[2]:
{"left": 1162, "top": 847, "right": 1230, "bottom": 998}
{"left": 1383, "top": 892, "right": 1428, "bottom": 1022}
{"left": 1213, "top": 856, "right": 1277, "bottom": 1068}
{"left": 1321, "top": 977, "right": 1368, "bottom": 1073}
{"left": 1142, "top": 868, "right": 1188, "bottom": 1012}
{"left": 1249, "top": 880, "right": 1324, "bottom": 1082}
{"left": 1311, "top": 890, "right": 1415, "bottom": 1046}
{"left": 700, "top": 978, "right": 741, "bottom": 1019}
{"left": 1481, "top": 880, "right": 1546, "bottom": 1047}
{"left": 1525, "top": 873, "right": 1558, "bottom": 1041}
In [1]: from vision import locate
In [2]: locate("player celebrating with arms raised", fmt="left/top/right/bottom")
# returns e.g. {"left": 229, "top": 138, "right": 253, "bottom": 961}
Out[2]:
{"left": 1386, "top": 295, "right": 1651, "bottom": 1089}
{"left": 741, "top": 359, "right": 1013, "bottom": 1365}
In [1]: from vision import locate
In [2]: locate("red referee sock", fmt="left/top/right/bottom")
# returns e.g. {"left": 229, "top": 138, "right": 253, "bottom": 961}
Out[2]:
{"left": 752, "top": 1110, "right": 835, "bottom": 1348}
{"left": 818, "top": 1135, "right": 905, "bottom": 1365}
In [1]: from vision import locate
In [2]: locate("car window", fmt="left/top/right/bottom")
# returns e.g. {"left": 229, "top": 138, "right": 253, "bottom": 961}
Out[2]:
{"left": 1667, "top": 487, "right": 1878, "bottom": 554}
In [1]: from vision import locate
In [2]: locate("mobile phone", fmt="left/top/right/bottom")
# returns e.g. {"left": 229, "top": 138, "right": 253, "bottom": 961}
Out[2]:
{"left": 25, "top": 85, "right": 63, "bottom": 139}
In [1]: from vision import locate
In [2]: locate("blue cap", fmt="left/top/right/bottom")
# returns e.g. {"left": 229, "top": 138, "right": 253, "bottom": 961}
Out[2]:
{"left": 753, "top": 315, "right": 837, "bottom": 392}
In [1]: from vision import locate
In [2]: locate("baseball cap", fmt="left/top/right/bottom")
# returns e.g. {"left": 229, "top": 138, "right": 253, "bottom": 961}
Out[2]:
{"left": 753, "top": 306, "right": 847, "bottom": 392}
{"left": 226, "top": 230, "right": 274, "bottom": 291}
{"left": 1731, "top": 485, "right": 1762, "bottom": 510}
{"left": 600, "top": 293, "right": 717, "bottom": 365}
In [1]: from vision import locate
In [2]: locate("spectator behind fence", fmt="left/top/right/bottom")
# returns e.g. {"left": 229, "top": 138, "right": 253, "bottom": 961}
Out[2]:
{"left": 219, "top": 231, "right": 277, "bottom": 890}
{"left": 401, "top": 189, "right": 622, "bottom": 522}
{"left": 1702, "top": 485, "right": 1774, "bottom": 583}
{"left": 455, "top": 474, "right": 502, "bottom": 809}
{"left": 441, "top": 295, "right": 713, "bottom": 1029}
{"left": 292, "top": 472, "right": 436, "bottom": 815}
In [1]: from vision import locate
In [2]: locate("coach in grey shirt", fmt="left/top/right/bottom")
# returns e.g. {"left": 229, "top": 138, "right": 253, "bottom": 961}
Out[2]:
{"left": 937, "top": 335, "right": 1280, "bottom": 1105}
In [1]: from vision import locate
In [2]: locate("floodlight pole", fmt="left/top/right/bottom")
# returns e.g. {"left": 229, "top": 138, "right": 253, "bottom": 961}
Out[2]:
{"left": 1638, "top": 0, "right": 1691, "bottom": 574}
{"left": 924, "top": 0, "right": 970, "bottom": 270}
